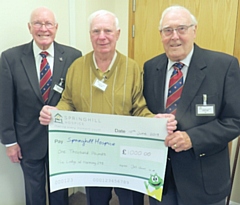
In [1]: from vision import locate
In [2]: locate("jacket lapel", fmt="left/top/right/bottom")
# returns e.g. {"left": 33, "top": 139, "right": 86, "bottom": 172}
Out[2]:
{"left": 21, "top": 42, "right": 43, "bottom": 103}
{"left": 176, "top": 45, "right": 207, "bottom": 120}
{"left": 48, "top": 42, "right": 65, "bottom": 102}
{"left": 154, "top": 57, "right": 168, "bottom": 113}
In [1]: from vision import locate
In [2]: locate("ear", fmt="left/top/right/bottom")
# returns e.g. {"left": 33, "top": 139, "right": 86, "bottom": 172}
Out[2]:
{"left": 28, "top": 23, "right": 32, "bottom": 34}
{"left": 159, "top": 31, "right": 164, "bottom": 41}
{"left": 193, "top": 25, "right": 197, "bottom": 38}
{"left": 116, "top": 29, "right": 121, "bottom": 40}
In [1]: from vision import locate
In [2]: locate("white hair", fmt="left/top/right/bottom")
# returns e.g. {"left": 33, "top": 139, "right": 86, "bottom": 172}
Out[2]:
{"left": 88, "top": 10, "right": 120, "bottom": 31}
{"left": 159, "top": 5, "right": 198, "bottom": 30}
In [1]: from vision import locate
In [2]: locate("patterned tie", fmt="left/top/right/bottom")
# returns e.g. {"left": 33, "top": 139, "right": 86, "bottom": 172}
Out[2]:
{"left": 40, "top": 51, "right": 52, "bottom": 103}
{"left": 166, "top": 62, "right": 184, "bottom": 115}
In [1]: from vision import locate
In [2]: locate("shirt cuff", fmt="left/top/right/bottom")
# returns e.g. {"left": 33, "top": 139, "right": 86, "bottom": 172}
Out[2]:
{"left": 5, "top": 142, "right": 17, "bottom": 147}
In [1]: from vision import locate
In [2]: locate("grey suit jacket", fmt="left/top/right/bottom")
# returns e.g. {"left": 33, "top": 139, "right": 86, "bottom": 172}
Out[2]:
{"left": 0, "top": 41, "right": 82, "bottom": 159}
{"left": 143, "top": 44, "right": 240, "bottom": 204}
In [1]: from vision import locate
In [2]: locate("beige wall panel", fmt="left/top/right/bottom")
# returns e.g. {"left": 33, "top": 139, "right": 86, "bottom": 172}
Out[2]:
{"left": 231, "top": 1, "right": 240, "bottom": 202}
{"left": 233, "top": 0, "right": 240, "bottom": 61}
{"left": 130, "top": 0, "right": 238, "bottom": 67}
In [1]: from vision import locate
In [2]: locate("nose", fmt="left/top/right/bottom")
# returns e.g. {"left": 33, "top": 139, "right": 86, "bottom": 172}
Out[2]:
{"left": 39, "top": 24, "right": 48, "bottom": 31}
{"left": 98, "top": 30, "right": 106, "bottom": 39}
{"left": 171, "top": 29, "right": 180, "bottom": 39}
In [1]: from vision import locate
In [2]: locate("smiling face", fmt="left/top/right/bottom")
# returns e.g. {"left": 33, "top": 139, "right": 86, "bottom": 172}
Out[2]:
{"left": 28, "top": 7, "right": 58, "bottom": 50}
{"left": 160, "top": 9, "right": 196, "bottom": 61}
{"left": 90, "top": 13, "right": 120, "bottom": 57}
{"left": 148, "top": 174, "right": 163, "bottom": 189}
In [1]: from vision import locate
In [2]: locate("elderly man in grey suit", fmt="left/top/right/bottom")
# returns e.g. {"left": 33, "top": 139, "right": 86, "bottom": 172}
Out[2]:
{"left": 143, "top": 5, "right": 240, "bottom": 205}
{"left": 0, "top": 7, "right": 82, "bottom": 205}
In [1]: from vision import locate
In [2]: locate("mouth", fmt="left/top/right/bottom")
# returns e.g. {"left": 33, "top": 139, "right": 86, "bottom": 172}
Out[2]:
{"left": 99, "top": 43, "right": 108, "bottom": 46}
{"left": 170, "top": 43, "right": 181, "bottom": 48}
{"left": 38, "top": 34, "right": 50, "bottom": 38}
{"left": 152, "top": 183, "right": 161, "bottom": 187}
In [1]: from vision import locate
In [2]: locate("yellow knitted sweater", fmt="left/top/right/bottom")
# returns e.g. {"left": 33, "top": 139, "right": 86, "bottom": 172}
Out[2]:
{"left": 57, "top": 51, "right": 153, "bottom": 117}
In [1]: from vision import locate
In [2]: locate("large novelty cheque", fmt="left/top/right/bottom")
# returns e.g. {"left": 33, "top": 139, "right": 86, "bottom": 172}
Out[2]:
{"left": 49, "top": 110, "right": 168, "bottom": 201}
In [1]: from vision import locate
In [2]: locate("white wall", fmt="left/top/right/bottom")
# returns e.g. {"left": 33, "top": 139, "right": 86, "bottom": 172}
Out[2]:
{"left": 1, "top": 1, "right": 240, "bottom": 205}
{"left": 0, "top": 0, "right": 128, "bottom": 54}
{"left": 0, "top": 145, "right": 26, "bottom": 205}
{"left": 74, "top": 0, "right": 129, "bottom": 55}
{"left": 1, "top": 1, "right": 71, "bottom": 52}
{"left": 0, "top": 0, "right": 128, "bottom": 204}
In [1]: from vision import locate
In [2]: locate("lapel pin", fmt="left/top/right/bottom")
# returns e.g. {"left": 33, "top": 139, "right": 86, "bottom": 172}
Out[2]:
{"left": 59, "top": 57, "right": 63, "bottom": 62}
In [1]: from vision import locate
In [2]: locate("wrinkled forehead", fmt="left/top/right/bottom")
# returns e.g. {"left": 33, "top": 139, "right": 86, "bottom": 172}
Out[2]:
{"left": 162, "top": 9, "right": 192, "bottom": 27}
{"left": 31, "top": 9, "right": 56, "bottom": 22}
{"left": 90, "top": 14, "right": 116, "bottom": 30}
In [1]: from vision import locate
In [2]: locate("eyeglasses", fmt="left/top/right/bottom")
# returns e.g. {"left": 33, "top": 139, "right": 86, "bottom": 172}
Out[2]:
{"left": 91, "top": 29, "right": 114, "bottom": 36}
{"left": 31, "top": 21, "right": 56, "bottom": 29}
{"left": 160, "top": 24, "right": 194, "bottom": 36}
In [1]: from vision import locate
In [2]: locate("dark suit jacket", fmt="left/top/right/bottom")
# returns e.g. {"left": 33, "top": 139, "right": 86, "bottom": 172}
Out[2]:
{"left": 0, "top": 41, "right": 82, "bottom": 159}
{"left": 143, "top": 44, "right": 240, "bottom": 204}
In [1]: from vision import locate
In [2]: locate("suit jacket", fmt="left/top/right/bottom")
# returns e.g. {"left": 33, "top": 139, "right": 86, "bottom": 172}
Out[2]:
{"left": 0, "top": 41, "right": 82, "bottom": 159}
{"left": 143, "top": 44, "right": 240, "bottom": 204}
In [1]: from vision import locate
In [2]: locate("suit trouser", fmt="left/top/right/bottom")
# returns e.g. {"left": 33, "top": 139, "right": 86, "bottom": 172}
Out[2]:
{"left": 86, "top": 187, "right": 144, "bottom": 205}
{"left": 21, "top": 156, "right": 68, "bottom": 205}
{"left": 149, "top": 193, "right": 225, "bottom": 205}
{"left": 148, "top": 170, "right": 225, "bottom": 205}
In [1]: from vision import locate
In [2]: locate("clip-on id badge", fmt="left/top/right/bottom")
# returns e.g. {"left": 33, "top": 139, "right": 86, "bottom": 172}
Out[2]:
{"left": 93, "top": 76, "right": 108, "bottom": 91}
{"left": 53, "top": 78, "right": 65, "bottom": 94}
{"left": 196, "top": 94, "right": 215, "bottom": 116}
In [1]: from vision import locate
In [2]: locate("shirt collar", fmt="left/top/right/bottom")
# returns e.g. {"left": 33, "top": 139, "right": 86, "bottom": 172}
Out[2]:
{"left": 167, "top": 46, "right": 194, "bottom": 71}
{"left": 33, "top": 41, "right": 54, "bottom": 58}
{"left": 93, "top": 51, "right": 117, "bottom": 71}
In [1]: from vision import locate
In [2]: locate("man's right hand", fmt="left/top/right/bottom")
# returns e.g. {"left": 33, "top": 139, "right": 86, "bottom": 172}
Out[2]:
{"left": 39, "top": 105, "right": 57, "bottom": 125}
{"left": 7, "top": 144, "right": 22, "bottom": 163}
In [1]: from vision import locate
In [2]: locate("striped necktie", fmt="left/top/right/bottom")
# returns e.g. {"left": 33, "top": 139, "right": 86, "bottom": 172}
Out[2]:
{"left": 40, "top": 51, "right": 52, "bottom": 103}
{"left": 166, "top": 62, "right": 184, "bottom": 115}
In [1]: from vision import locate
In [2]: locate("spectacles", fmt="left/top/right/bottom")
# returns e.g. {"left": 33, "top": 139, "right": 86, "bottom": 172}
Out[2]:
{"left": 31, "top": 21, "right": 56, "bottom": 29}
{"left": 160, "top": 24, "right": 194, "bottom": 36}
{"left": 91, "top": 29, "right": 114, "bottom": 36}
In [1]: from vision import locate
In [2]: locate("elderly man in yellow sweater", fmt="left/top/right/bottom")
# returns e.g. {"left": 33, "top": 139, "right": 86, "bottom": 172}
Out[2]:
{"left": 39, "top": 10, "right": 176, "bottom": 205}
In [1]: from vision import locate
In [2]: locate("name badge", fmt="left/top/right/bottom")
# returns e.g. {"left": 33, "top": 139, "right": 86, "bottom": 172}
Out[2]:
{"left": 53, "top": 84, "right": 64, "bottom": 94}
{"left": 93, "top": 78, "right": 108, "bottom": 91}
{"left": 196, "top": 104, "right": 215, "bottom": 116}
{"left": 196, "top": 94, "right": 215, "bottom": 116}
{"left": 53, "top": 78, "right": 65, "bottom": 94}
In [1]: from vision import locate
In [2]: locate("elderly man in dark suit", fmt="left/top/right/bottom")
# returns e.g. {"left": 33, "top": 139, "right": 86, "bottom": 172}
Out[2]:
{"left": 143, "top": 5, "right": 240, "bottom": 205}
{"left": 0, "top": 7, "right": 82, "bottom": 205}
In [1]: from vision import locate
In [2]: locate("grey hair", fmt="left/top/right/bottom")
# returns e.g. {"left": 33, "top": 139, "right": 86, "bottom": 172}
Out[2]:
{"left": 159, "top": 5, "right": 197, "bottom": 30}
{"left": 88, "top": 10, "right": 120, "bottom": 31}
